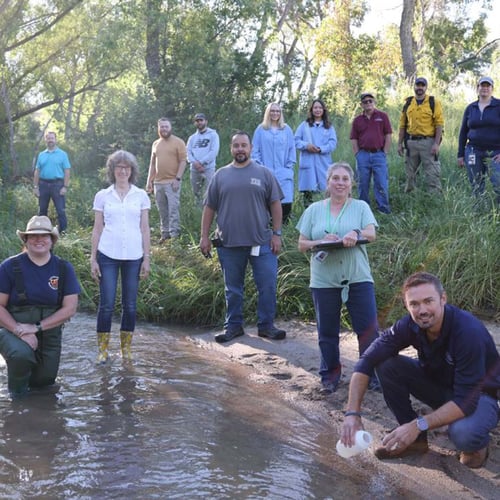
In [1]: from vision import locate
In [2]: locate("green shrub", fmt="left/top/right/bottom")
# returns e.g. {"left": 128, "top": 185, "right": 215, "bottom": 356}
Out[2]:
{"left": 2, "top": 97, "right": 498, "bottom": 330}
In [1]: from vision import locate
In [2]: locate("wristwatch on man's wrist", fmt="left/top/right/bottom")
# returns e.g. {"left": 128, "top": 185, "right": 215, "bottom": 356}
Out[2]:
{"left": 272, "top": 229, "right": 282, "bottom": 236}
{"left": 35, "top": 321, "right": 43, "bottom": 333}
{"left": 416, "top": 416, "right": 429, "bottom": 432}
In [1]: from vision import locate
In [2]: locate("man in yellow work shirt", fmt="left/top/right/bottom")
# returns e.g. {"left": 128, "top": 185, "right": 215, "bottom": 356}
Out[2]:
{"left": 397, "top": 77, "right": 444, "bottom": 194}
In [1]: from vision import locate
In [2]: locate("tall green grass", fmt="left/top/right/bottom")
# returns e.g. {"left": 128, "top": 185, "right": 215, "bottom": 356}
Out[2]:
{"left": 1, "top": 98, "right": 498, "bottom": 329}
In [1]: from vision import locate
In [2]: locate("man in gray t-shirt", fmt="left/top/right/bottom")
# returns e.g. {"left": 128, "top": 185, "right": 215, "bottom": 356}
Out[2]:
{"left": 200, "top": 131, "right": 286, "bottom": 343}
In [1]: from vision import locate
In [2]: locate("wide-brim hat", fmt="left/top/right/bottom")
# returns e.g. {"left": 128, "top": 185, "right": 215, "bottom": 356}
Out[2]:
{"left": 16, "top": 215, "right": 59, "bottom": 243}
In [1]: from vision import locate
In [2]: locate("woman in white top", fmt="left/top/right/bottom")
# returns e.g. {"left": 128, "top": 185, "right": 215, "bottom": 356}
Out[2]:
{"left": 91, "top": 150, "right": 151, "bottom": 362}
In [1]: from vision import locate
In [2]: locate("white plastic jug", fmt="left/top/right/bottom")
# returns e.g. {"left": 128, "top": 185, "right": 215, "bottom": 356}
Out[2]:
{"left": 336, "top": 430, "right": 373, "bottom": 458}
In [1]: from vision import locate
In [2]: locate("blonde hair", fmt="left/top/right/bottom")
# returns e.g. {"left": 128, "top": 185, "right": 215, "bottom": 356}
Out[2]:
{"left": 261, "top": 102, "right": 285, "bottom": 130}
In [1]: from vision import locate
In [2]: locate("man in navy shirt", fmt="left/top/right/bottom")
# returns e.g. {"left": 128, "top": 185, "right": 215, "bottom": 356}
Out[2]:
{"left": 340, "top": 272, "right": 499, "bottom": 468}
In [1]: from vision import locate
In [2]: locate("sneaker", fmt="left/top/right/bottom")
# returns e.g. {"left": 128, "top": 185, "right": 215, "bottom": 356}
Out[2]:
{"left": 321, "top": 366, "right": 342, "bottom": 393}
{"left": 320, "top": 380, "right": 340, "bottom": 394}
{"left": 374, "top": 433, "right": 428, "bottom": 460}
{"left": 257, "top": 326, "right": 286, "bottom": 340}
{"left": 215, "top": 326, "right": 245, "bottom": 343}
{"left": 459, "top": 446, "right": 489, "bottom": 468}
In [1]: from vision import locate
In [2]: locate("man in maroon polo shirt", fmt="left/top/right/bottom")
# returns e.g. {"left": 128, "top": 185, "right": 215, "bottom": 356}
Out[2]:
{"left": 350, "top": 92, "right": 392, "bottom": 214}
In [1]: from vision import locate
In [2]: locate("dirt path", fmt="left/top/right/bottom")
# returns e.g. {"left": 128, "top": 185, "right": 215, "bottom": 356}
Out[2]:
{"left": 188, "top": 319, "right": 500, "bottom": 499}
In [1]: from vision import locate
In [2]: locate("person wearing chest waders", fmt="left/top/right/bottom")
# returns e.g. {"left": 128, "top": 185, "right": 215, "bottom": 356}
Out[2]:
{"left": 0, "top": 216, "right": 80, "bottom": 398}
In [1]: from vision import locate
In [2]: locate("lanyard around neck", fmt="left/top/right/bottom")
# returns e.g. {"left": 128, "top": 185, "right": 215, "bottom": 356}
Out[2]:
{"left": 326, "top": 198, "right": 349, "bottom": 234}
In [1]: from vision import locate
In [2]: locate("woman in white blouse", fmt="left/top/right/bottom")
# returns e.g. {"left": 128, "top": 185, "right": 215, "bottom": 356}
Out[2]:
{"left": 91, "top": 150, "right": 151, "bottom": 362}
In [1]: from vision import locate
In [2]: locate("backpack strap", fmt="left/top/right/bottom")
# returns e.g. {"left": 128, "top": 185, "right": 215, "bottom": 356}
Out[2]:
{"left": 403, "top": 95, "right": 435, "bottom": 124}
{"left": 429, "top": 95, "right": 435, "bottom": 115}
{"left": 402, "top": 96, "right": 413, "bottom": 129}
{"left": 57, "top": 257, "right": 66, "bottom": 307}
{"left": 11, "top": 254, "right": 66, "bottom": 307}
{"left": 12, "top": 255, "right": 28, "bottom": 305}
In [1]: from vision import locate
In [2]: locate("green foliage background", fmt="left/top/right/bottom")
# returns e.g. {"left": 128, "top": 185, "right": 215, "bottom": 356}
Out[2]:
{"left": 1, "top": 100, "right": 498, "bottom": 331}
{"left": 0, "top": 0, "right": 498, "bottom": 332}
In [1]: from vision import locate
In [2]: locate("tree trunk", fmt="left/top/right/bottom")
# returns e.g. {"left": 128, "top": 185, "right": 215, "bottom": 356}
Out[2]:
{"left": 400, "top": 0, "right": 416, "bottom": 80}
{"left": 145, "top": 0, "right": 162, "bottom": 101}
{"left": 0, "top": 73, "right": 18, "bottom": 177}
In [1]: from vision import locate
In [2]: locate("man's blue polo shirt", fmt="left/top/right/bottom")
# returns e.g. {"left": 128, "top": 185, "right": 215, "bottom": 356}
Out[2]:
{"left": 36, "top": 147, "right": 71, "bottom": 180}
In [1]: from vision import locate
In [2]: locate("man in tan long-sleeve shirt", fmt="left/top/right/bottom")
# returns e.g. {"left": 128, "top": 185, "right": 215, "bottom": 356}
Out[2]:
{"left": 146, "top": 118, "right": 187, "bottom": 243}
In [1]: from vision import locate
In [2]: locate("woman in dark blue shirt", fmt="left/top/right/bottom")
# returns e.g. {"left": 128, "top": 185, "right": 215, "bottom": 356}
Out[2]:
{"left": 457, "top": 76, "right": 500, "bottom": 207}
{"left": 0, "top": 216, "right": 80, "bottom": 397}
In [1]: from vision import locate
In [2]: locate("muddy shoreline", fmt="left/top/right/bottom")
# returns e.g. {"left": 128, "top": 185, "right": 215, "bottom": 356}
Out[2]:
{"left": 187, "top": 319, "right": 500, "bottom": 499}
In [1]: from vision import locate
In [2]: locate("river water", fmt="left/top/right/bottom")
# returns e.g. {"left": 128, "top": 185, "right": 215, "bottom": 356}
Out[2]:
{"left": 0, "top": 313, "right": 406, "bottom": 499}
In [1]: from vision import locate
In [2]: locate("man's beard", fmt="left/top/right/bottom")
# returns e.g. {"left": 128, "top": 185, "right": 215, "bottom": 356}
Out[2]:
{"left": 233, "top": 153, "right": 248, "bottom": 164}
{"left": 160, "top": 131, "right": 172, "bottom": 139}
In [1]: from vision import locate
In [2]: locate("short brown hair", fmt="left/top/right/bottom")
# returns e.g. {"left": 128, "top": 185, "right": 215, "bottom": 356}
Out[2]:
{"left": 402, "top": 272, "right": 444, "bottom": 297}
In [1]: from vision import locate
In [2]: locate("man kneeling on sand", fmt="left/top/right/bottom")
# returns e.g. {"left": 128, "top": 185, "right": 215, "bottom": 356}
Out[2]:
{"left": 340, "top": 272, "right": 500, "bottom": 468}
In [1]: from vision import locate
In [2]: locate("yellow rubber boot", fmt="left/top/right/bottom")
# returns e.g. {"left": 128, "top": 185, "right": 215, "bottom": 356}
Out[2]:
{"left": 97, "top": 332, "right": 111, "bottom": 363}
{"left": 120, "top": 330, "right": 133, "bottom": 360}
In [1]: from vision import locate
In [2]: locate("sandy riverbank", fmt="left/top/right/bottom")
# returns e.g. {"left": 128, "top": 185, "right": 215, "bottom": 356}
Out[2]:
{"left": 187, "top": 319, "right": 500, "bottom": 499}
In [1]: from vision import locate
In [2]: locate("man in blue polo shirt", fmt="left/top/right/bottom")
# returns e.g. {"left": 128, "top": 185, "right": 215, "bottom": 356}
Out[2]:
{"left": 33, "top": 131, "right": 71, "bottom": 233}
{"left": 340, "top": 272, "right": 500, "bottom": 469}
{"left": 350, "top": 92, "right": 392, "bottom": 214}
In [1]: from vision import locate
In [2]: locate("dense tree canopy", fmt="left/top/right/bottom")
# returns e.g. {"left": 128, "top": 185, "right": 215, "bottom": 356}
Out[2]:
{"left": 0, "top": 0, "right": 497, "bottom": 179}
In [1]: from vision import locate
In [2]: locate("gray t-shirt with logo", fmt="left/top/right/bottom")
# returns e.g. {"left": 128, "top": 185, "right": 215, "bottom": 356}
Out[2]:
{"left": 206, "top": 160, "right": 283, "bottom": 247}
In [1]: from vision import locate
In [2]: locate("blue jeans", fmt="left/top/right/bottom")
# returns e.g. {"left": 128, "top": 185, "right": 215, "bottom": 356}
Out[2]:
{"left": 38, "top": 179, "right": 67, "bottom": 231}
{"left": 376, "top": 355, "right": 500, "bottom": 451}
{"left": 96, "top": 251, "right": 142, "bottom": 332}
{"left": 216, "top": 244, "right": 278, "bottom": 331}
{"left": 311, "top": 282, "right": 378, "bottom": 384}
{"left": 464, "top": 146, "right": 500, "bottom": 204}
{"left": 355, "top": 150, "right": 391, "bottom": 213}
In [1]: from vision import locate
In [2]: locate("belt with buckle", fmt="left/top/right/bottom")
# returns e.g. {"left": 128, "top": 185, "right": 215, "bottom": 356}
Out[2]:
{"left": 408, "top": 135, "right": 433, "bottom": 141}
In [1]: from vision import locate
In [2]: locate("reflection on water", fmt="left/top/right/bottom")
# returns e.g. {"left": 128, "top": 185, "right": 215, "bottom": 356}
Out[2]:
{"left": 0, "top": 313, "right": 402, "bottom": 499}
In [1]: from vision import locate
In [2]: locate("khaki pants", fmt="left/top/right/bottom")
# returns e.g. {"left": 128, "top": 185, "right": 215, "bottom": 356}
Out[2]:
{"left": 154, "top": 182, "right": 181, "bottom": 238}
{"left": 405, "top": 137, "right": 442, "bottom": 193}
